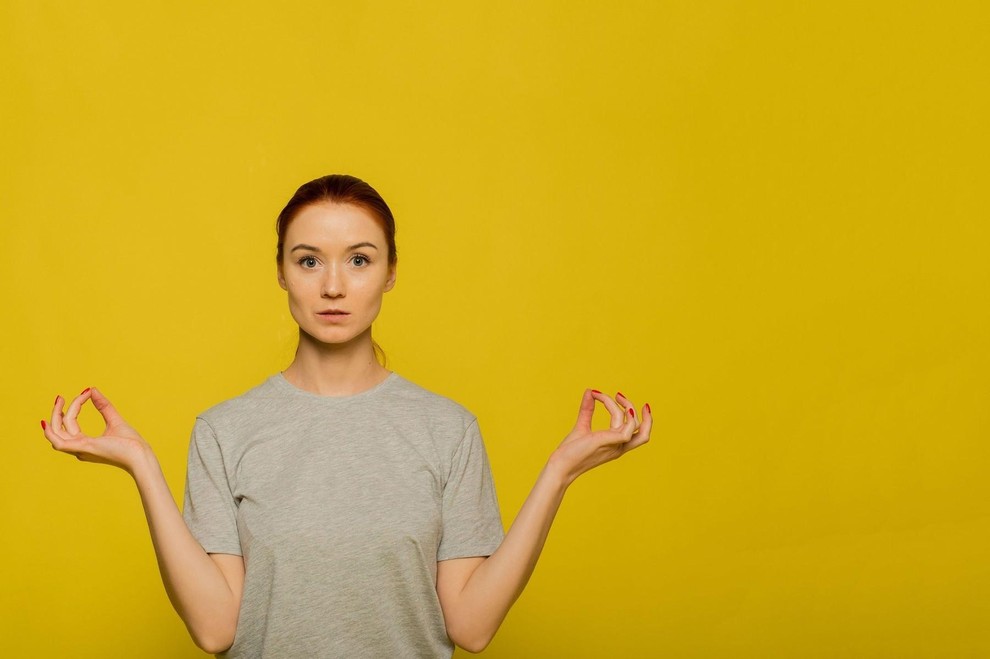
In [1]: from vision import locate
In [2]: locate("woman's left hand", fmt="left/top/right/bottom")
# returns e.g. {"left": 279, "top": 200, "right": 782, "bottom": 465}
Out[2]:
{"left": 547, "top": 390, "right": 653, "bottom": 488}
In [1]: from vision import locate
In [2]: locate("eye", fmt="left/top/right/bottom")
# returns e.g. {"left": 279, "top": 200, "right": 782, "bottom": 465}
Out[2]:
{"left": 298, "top": 256, "right": 318, "bottom": 268}
{"left": 351, "top": 254, "right": 371, "bottom": 267}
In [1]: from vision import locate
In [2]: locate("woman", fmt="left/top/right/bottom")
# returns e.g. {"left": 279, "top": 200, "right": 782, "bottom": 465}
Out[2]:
{"left": 40, "top": 174, "right": 652, "bottom": 657}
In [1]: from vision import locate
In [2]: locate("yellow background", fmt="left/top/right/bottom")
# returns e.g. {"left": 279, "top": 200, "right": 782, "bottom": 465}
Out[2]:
{"left": 2, "top": 1, "right": 987, "bottom": 657}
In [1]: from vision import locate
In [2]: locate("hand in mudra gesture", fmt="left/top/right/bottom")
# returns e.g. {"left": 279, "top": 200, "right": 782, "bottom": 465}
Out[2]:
{"left": 550, "top": 390, "right": 653, "bottom": 487}
{"left": 41, "top": 388, "right": 150, "bottom": 473}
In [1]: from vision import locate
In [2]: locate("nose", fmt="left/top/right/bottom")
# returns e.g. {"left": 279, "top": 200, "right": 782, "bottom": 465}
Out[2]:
{"left": 322, "top": 262, "right": 345, "bottom": 298}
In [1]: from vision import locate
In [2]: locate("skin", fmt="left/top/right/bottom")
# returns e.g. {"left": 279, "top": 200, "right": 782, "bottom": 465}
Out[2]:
{"left": 41, "top": 201, "right": 653, "bottom": 653}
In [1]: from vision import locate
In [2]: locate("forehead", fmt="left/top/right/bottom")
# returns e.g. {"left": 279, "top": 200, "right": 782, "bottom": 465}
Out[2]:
{"left": 286, "top": 202, "right": 386, "bottom": 246}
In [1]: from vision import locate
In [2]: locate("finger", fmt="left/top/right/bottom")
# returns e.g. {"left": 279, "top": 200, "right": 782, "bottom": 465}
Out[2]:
{"left": 622, "top": 403, "right": 653, "bottom": 453}
{"left": 617, "top": 402, "right": 639, "bottom": 443}
{"left": 592, "top": 392, "right": 626, "bottom": 429}
{"left": 90, "top": 387, "right": 126, "bottom": 429}
{"left": 40, "top": 418, "right": 58, "bottom": 448}
{"left": 50, "top": 394, "right": 68, "bottom": 438}
{"left": 63, "top": 387, "right": 92, "bottom": 436}
{"left": 41, "top": 417, "right": 75, "bottom": 453}
{"left": 574, "top": 389, "right": 597, "bottom": 432}
{"left": 616, "top": 391, "right": 641, "bottom": 435}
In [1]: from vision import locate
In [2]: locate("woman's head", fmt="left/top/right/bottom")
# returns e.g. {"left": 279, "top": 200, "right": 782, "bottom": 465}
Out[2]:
{"left": 275, "top": 174, "right": 397, "bottom": 268}
{"left": 275, "top": 175, "right": 398, "bottom": 363}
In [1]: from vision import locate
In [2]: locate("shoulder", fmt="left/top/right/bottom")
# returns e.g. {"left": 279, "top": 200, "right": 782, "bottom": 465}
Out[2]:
{"left": 387, "top": 375, "right": 489, "bottom": 470}
{"left": 194, "top": 374, "right": 282, "bottom": 427}
{"left": 387, "top": 374, "right": 478, "bottom": 431}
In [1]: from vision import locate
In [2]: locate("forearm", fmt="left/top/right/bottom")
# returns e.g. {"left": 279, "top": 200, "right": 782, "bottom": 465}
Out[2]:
{"left": 130, "top": 449, "right": 240, "bottom": 653}
{"left": 450, "top": 459, "right": 569, "bottom": 650}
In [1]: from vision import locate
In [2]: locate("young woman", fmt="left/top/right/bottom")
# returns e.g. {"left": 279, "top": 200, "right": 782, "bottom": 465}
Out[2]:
{"left": 40, "top": 174, "right": 652, "bottom": 657}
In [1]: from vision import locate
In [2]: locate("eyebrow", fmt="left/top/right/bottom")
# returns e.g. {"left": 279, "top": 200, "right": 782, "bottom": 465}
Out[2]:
{"left": 290, "top": 242, "right": 379, "bottom": 253}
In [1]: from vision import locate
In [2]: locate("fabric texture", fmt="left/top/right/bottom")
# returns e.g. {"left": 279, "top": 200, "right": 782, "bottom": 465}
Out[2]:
{"left": 181, "top": 371, "right": 505, "bottom": 658}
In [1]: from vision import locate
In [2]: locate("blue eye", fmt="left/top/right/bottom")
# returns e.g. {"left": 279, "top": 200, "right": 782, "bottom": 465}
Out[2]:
{"left": 352, "top": 255, "right": 370, "bottom": 267}
{"left": 298, "top": 256, "right": 318, "bottom": 268}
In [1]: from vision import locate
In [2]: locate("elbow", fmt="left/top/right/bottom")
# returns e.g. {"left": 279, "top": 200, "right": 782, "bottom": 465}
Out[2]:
{"left": 459, "top": 639, "right": 493, "bottom": 654}
{"left": 451, "top": 629, "right": 495, "bottom": 654}
{"left": 194, "top": 632, "right": 234, "bottom": 655}
{"left": 190, "top": 621, "right": 236, "bottom": 655}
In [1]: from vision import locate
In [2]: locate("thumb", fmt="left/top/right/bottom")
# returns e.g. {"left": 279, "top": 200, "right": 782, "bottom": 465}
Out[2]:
{"left": 574, "top": 388, "right": 596, "bottom": 432}
{"left": 90, "top": 387, "right": 126, "bottom": 426}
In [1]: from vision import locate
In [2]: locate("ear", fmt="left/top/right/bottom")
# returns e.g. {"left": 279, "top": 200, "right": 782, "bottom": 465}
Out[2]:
{"left": 384, "top": 263, "right": 397, "bottom": 292}
{"left": 277, "top": 263, "right": 287, "bottom": 291}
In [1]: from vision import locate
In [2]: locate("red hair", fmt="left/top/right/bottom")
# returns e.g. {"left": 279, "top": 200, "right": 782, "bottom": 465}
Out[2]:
{"left": 275, "top": 174, "right": 397, "bottom": 267}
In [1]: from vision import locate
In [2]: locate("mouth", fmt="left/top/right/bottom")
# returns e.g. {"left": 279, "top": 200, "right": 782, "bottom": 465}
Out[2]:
{"left": 317, "top": 309, "right": 350, "bottom": 318}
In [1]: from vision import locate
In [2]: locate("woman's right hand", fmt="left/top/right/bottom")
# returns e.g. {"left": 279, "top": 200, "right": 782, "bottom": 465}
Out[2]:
{"left": 41, "top": 387, "right": 152, "bottom": 474}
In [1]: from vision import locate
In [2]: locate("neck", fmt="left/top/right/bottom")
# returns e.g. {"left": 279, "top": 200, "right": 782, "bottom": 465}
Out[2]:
{"left": 282, "top": 328, "right": 390, "bottom": 396}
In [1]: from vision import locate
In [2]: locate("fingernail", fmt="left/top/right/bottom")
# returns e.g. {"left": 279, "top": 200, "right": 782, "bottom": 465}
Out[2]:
{"left": 628, "top": 407, "right": 635, "bottom": 416}
{"left": 645, "top": 402, "right": 651, "bottom": 414}
{"left": 41, "top": 420, "right": 46, "bottom": 430}
{"left": 591, "top": 389, "right": 601, "bottom": 394}
{"left": 81, "top": 387, "right": 91, "bottom": 395}
{"left": 54, "top": 395, "right": 60, "bottom": 406}
{"left": 617, "top": 391, "right": 625, "bottom": 399}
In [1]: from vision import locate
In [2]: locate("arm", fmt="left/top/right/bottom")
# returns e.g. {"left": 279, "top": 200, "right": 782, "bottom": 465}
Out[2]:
{"left": 437, "top": 389, "right": 653, "bottom": 652}
{"left": 42, "top": 388, "right": 244, "bottom": 654}
{"left": 131, "top": 449, "right": 245, "bottom": 653}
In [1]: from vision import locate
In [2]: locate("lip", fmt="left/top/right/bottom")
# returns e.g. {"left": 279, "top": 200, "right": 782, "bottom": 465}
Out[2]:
{"left": 316, "top": 309, "right": 350, "bottom": 322}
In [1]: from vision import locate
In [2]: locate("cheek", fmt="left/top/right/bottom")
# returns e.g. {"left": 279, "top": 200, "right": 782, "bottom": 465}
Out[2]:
{"left": 354, "top": 279, "right": 387, "bottom": 303}
{"left": 285, "top": 277, "right": 316, "bottom": 304}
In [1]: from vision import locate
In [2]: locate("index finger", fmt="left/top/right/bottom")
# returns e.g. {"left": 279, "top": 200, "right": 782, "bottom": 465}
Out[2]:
{"left": 594, "top": 391, "right": 626, "bottom": 429}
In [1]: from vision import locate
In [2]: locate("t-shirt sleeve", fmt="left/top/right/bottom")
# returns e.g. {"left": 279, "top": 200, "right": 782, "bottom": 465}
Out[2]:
{"left": 437, "top": 417, "right": 505, "bottom": 561}
{"left": 181, "top": 416, "right": 242, "bottom": 556}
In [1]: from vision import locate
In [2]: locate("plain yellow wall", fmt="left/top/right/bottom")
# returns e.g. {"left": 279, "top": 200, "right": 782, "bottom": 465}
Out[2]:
{"left": 3, "top": 1, "right": 988, "bottom": 657}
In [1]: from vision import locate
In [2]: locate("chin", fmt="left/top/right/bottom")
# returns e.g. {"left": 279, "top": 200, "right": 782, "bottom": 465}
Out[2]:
{"left": 300, "top": 325, "right": 370, "bottom": 347}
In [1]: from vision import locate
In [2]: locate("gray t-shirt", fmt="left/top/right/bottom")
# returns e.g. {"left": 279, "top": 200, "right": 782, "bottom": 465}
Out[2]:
{"left": 181, "top": 371, "right": 505, "bottom": 658}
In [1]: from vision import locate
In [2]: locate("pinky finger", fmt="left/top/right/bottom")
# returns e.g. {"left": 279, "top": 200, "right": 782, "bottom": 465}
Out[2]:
{"left": 41, "top": 419, "right": 62, "bottom": 450}
{"left": 623, "top": 404, "right": 654, "bottom": 452}
{"left": 41, "top": 418, "right": 73, "bottom": 452}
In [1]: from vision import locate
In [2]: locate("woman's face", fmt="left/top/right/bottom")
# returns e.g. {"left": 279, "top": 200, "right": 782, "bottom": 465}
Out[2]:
{"left": 277, "top": 202, "right": 396, "bottom": 349}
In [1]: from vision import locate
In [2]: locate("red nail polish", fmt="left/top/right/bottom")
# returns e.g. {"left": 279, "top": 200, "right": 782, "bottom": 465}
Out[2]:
{"left": 591, "top": 389, "right": 601, "bottom": 394}
{"left": 645, "top": 403, "right": 651, "bottom": 414}
{"left": 81, "top": 387, "right": 91, "bottom": 395}
{"left": 628, "top": 407, "right": 635, "bottom": 416}
{"left": 41, "top": 420, "right": 46, "bottom": 430}
{"left": 617, "top": 391, "right": 625, "bottom": 399}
